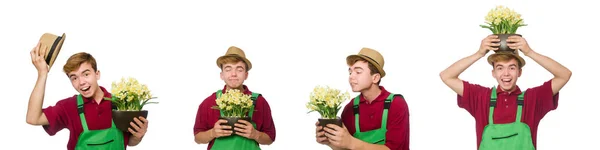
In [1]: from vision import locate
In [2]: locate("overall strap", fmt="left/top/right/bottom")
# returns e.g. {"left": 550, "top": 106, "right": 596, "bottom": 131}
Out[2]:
{"left": 248, "top": 92, "right": 260, "bottom": 119}
{"left": 489, "top": 87, "right": 497, "bottom": 125}
{"left": 381, "top": 93, "right": 398, "bottom": 129}
{"left": 353, "top": 95, "right": 361, "bottom": 132}
{"left": 77, "top": 95, "right": 90, "bottom": 131}
{"left": 516, "top": 91, "right": 525, "bottom": 122}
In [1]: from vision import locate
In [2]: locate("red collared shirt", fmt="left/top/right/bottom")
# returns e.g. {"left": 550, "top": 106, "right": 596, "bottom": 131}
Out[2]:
{"left": 42, "top": 86, "right": 130, "bottom": 150}
{"left": 340, "top": 86, "right": 410, "bottom": 150}
{"left": 458, "top": 80, "right": 558, "bottom": 149}
{"left": 194, "top": 85, "right": 276, "bottom": 150}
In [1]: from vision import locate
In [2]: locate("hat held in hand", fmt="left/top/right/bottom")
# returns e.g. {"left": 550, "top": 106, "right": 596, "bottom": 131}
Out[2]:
{"left": 39, "top": 33, "right": 66, "bottom": 70}
{"left": 346, "top": 47, "right": 386, "bottom": 77}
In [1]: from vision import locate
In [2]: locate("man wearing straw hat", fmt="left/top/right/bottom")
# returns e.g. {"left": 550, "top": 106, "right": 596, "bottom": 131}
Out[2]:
{"left": 315, "top": 48, "right": 410, "bottom": 150}
{"left": 439, "top": 35, "right": 572, "bottom": 149}
{"left": 194, "top": 46, "right": 276, "bottom": 150}
{"left": 25, "top": 33, "right": 149, "bottom": 150}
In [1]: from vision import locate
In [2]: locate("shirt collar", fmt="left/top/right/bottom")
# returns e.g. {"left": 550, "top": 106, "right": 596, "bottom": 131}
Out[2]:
{"left": 495, "top": 85, "right": 523, "bottom": 96}
{"left": 83, "top": 86, "right": 112, "bottom": 104}
{"left": 359, "top": 86, "right": 390, "bottom": 103}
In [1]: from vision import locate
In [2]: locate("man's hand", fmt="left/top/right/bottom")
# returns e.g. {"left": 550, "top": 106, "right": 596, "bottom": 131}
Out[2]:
{"left": 323, "top": 124, "right": 355, "bottom": 149}
{"left": 315, "top": 121, "right": 331, "bottom": 145}
{"left": 478, "top": 34, "right": 501, "bottom": 55}
{"left": 211, "top": 119, "right": 232, "bottom": 138}
{"left": 30, "top": 42, "right": 49, "bottom": 75}
{"left": 128, "top": 116, "right": 148, "bottom": 139}
{"left": 234, "top": 120, "right": 259, "bottom": 140}
{"left": 506, "top": 35, "right": 533, "bottom": 55}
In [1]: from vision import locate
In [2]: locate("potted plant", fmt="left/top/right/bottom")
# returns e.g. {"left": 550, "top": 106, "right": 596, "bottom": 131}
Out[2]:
{"left": 109, "top": 77, "right": 158, "bottom": 132}
{"left": 212, "top": 89, "right": 254, "bottom": 135}
{"left": 480, "top": 5, "right": 527, "bottom": 52}
{"left": 306, "top": 85, "right": 350, "bottom": 131}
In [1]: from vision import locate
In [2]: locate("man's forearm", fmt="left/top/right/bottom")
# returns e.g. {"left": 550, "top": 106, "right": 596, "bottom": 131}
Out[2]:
{"left": 253, "top": 131, "right": 273, "bottom": 145}
{"left": 195, "top": 129, "right": 215, "bottom": 144}
{"left": 26, "top": 73, "right": 49, "bottom": 125}
{"left": 128, "top": 135, "right": 142, "bottom": 146}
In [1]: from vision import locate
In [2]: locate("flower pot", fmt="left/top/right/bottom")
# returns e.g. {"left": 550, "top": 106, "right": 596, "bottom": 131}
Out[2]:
{"left": 318, "top": 117, "right": 343, "bottom": 137}
{"left": 493, "top": 34, "right": 522, "bottom": 53}
{"left": 219, "top": 116, "right": 252, "bottom": 135}
{"left": 112, "top": 110, "right": 148, "bottom": 132}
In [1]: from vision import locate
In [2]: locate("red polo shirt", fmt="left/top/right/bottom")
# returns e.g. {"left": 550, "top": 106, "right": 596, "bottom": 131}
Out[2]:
{"left": 458, "top": 80, "right": 558, "bottom": 149}
{"left": 340, "top": 86, "right": 410, "bottom": 150}
{"left": 42, "top": 86, "right": 130, "bottom": 150}
{"left": 194, "top": 85, "right": 276, "bottom": 150}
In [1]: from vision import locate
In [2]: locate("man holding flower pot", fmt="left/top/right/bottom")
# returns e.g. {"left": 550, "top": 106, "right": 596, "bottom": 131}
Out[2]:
{"left": 439, "top": 34, "right": 572, "bottom": 149}
{"left": 25, "top": 42, "right": 149, "bottom": 149}
{"left": 315, "top": 48, "right": 410, "bottom": 150}
{"left": 194, "top": 46, "right": 276, "bottom": 150}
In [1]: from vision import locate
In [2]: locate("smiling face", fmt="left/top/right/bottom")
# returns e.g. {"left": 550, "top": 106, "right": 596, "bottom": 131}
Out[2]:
{"left": 63, "top": 52, "right": 101, "bottom": 98}
{"left": 219, "top": 56, "right": 248, "bottom": 90}
{"left": 492, "top": 58, "right": 522, "bottom": 92}
{"left": 68, "top": 62, "right": 101, "bottom": 98}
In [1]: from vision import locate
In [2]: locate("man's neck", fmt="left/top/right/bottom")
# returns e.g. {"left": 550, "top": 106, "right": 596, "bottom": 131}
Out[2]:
{"left": 361, "top": 85, "right": 381, "bottom": 103}
{"left": 93, "top": 87, "right": 104, "bottom": 104}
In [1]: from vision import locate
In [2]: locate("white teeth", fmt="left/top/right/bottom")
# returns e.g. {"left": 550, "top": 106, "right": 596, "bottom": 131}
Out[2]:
{"left": 81, "top": 87, "right": 89, "bottom": 91}
{"left": 502, "top": 79, "right": 511, "bottom": 82}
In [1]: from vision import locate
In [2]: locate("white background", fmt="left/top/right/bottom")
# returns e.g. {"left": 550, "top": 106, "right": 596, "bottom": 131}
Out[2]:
{"left": 1, "top": 0, "right": 598, "bottom": 149}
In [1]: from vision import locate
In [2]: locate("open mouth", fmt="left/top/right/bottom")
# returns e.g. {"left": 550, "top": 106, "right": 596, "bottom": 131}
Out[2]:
{"left": 81, "top": 86, "right": 90, "bottom": 92}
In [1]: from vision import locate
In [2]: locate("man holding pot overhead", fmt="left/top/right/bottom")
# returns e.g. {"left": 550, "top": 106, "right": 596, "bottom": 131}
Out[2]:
{"left": 439, "top": 35, "right": 571, "bottom": 149}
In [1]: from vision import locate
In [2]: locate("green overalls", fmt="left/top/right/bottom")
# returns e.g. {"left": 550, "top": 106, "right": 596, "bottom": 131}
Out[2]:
{"left": 478, "top": 87, "right": 535, "bottom": 150}
{"left": 210, "top": 90, "right": 261, "bottom": 150}
{"left": 74, "top": 94, "right": 125, "bottom": 150}
{"left": 352, "top": 93, "right": 401, "bottom": 144}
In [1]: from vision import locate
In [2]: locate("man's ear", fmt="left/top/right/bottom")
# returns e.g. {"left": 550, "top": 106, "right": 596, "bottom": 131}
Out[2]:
{"left": 96, "top": 70, "right": 101, "bottom": 80}
{"left": 372, "top": 73, "right": 381, "bottom": 84}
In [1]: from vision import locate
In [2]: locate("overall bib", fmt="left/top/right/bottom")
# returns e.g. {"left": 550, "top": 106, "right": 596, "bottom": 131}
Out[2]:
{"left": 352, "top": 93, "right": 401, "bottom": 144}
{"left": 74, "top": 94, "right": 125, "bottom": 150}
{"left": 478, "top": 87, "right": 534, "bottom": 150}
{"left": 211, "top": 90, "right": 261, "bottom": 150}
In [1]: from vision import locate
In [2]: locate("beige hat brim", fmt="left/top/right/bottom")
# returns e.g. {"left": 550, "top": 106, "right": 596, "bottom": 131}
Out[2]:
{"left": 346, "top": 54, "right": 386, "bottom": 77}
{"left": 39, "top": 33, "right": 66, "bottom": 70}
{"left": 216, "top": 54, "right": 252, "bottom": 71}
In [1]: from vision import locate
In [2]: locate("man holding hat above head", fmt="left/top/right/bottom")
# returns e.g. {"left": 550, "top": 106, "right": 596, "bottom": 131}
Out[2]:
{"left": 439, "top": 35, "right": 572, "bottom": 149}
{"left": 25, "top": 33, "right": 150, "bottom": 150}
{"left": 194, "top": 46, "right": 276, "bottom": 150}
{"left": 315, "top": 48, "right": 410, "bottom": 150}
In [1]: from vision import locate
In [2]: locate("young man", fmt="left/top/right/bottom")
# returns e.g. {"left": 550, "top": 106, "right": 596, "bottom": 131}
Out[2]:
{"left": 315, "top": 48, "right": 410, "bottom": 150}
{"left": 194, "top": 46, "right": 276, "bottom": 150}
{"left": 25, "top": 42, "right": 149, "bottom": 150}
{"left": 439, "top": 35, "right": 572, "bottom": 149}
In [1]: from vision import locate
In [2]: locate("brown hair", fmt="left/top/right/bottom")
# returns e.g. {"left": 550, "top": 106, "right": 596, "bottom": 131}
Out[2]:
{"left": 63, "top": 52, "right": 98, "bottom": 75}
{"left": 218, "top": 56, "right": 248, "bottom": 71}
{"left": 489, "top": 54, "right": 523, "bottom": 69}
{"left": 348, "top": 57, "right": 381, "bottom": 85}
